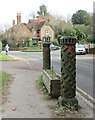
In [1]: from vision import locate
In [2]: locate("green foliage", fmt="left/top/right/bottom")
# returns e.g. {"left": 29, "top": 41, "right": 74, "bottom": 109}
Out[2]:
{"left": 1, "top": 38, "right": 7, "bottom": 47}
{"left": 46, "top": 68, "right": 57, "bottom": 79}
{"left": 37, "top": 4, "right": 49, "bottom": 17}
{"left": 37, "top": 75, "right": 51, "bottom": 99}
{"left": 73, "top": 24, "right": 92, "bottom": 42}
{"left": 23, "top": 38, "right": 33, "bottom": 47}
{"left": 86, "top": 35, "right": 93, "bottom": 43}
{"left": 53, "top": 26, "right": 64, "bottom": 37}
{"left": 0, "top": 71, "right": 12, "bottom": 95}
{"left": 50, "top": 12, "right": 92, "bottom": 43}
{"left": 64, "top": 26, "right": 76, "bottom": 36}
{"left": 72, "top": 10, "right": 91, "bottom": 26}
{"left": 37, "top": 75, "right": 44, "bottom": 88}
{"left": 0, "top": 41, "right": 2, "bottom": 52}
{"left": 64, "top": 101, "right": 77, "bottom": 110}
{"left": 22, "top": 44, "right": 42, "bottom": 52}
{"left": 50, "top": 15, "right": 67, "bottom": 36}
{"left": 51, "top": 39, "right": 59, "bottom": 46}
{"left": 10, "top": 36, "right": 17, "bottom": 47}
{"left": 0, "top": 35, "right": 3, "bottom": 41}
{"left": 73, "top": 24, "right": 92, "bottom": 35}
{"left": 0, "top": 53, "right": 13, "bottom": 60}
{"left": 57, "top": 34, "right": 62, "bottom": 43}
{"left": 32, "top": 39, "right": 38, "bottom": 46}
{"left": 29, "top": 38, "right": 32, "bottom": 46}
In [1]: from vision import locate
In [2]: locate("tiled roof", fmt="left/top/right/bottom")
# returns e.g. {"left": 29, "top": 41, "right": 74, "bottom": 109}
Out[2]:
{"left": 27, "top": 19, "right": 38, "bottom": 30}
{"left": 8, "top": 19, "right": 52, "bottom": 34}
{"left": 35, "top": 21, "right": 45, "bottom": 30}
{"left": 27, "top": 19, "right": 46, "bottom": 31}
{"left": 8, "top": 23, "right": 28, "bottom": 33}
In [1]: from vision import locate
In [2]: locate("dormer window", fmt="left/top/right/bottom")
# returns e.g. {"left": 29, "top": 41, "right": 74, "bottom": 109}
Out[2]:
{"left": 33, "top": 31, "right": 36, "bottom": 36}
{"left": 45, "top": 29, "right": 49, "bottom": 33}
{"left": 45, "top": 29, "right": 50, "bottom": 36}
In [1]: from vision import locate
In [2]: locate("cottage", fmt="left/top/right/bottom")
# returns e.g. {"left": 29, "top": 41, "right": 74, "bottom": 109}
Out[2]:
{"left": 4, "top": 13, "right": 55, "bottom": 46}
{"left": 27, "top": 15, "right": 55, "bottom": 41}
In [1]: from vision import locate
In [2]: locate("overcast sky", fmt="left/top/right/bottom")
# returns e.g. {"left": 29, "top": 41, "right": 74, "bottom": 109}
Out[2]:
{"left": 0, "top": 0, "right": 94, "bottom": 29}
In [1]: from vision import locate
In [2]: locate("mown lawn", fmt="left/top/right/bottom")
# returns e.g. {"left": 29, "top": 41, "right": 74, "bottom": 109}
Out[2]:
{"left": 0, "top": 71, "right": 12, "bottom": 95}
{"left": 0, "top": 53, "right": 13, "bottom": 60}
{"left": 22, "top": 45, "right": 43, "bottom": 52}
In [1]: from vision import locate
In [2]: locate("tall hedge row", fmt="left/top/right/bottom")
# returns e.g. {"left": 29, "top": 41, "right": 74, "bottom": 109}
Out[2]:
{"left": 0, "top": 41, "right": 2, "bottom": 53}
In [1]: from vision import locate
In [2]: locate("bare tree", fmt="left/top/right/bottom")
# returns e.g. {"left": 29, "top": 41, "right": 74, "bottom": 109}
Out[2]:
{"left": 29, "top": 11, "right": 36, "bottom": 19}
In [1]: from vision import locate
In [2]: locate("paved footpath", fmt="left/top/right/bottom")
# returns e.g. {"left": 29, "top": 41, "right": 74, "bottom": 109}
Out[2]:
{"left": 1, "top": 60, "right": 55, "bottom": 118}
{"left": 0, "top": 58, "right": 94, "bottom": 118}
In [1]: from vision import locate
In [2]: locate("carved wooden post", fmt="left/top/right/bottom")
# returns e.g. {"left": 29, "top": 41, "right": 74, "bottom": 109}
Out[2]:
{"left": 59, "top": 36, "right": 78, "bottom": 110}
{"left": 43, "top": 36, "right": 51, "bottom": 70}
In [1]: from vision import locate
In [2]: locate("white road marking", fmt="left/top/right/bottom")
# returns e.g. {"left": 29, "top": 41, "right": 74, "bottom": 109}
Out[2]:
{"left": 52, "top": 56, "right": 93, "bottom": 60}
{"left": 76, "top": 56, "right": 93, "bottom": 59}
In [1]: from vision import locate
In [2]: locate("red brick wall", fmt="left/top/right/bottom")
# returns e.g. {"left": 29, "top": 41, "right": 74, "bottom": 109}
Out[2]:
{"left": 16, "top": 24, "right": 32, "bottom": 40}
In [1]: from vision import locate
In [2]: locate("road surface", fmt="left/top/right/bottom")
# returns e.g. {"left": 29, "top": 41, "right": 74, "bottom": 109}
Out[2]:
{"left": 4, "top": 50, "right": 93, "bottom": 98}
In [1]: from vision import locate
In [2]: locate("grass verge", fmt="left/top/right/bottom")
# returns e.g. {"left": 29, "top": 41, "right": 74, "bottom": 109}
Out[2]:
{"left": 36, "top": 75, "right": 51, "bottom": 100}
{"left": 0, "top": 53, "right": 13, "bottom": 60}
{"left": 0, "top": 71, "right": 12, "bottom": 102}
{"left": 22, "top": 46, "right": 42, "bottom": 52}
{"left": 36, "top": 75, "right": 44, "bottom": 89}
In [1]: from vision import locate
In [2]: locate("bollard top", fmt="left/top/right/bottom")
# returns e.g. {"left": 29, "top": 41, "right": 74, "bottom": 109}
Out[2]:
{"left": 60, "top": 36, "right": 76, "bottom": 45}
{"left": 43, "top": 35, "right": 51, "bottom": 43}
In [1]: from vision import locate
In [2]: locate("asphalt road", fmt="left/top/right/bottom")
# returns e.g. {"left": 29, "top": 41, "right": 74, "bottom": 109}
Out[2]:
{"left": 51, "top": 50, "right": 93, "bottom": 98}
{"left": 5, "top": 50, "right": 93, "bottom": 98}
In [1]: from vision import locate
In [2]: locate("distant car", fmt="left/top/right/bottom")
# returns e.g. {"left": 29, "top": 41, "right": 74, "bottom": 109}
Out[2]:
{"left": 50, "top": 44, "right": 60, "bottom": 50}
{"left": 76, "top": 44, "right": 86, "bottom": 55}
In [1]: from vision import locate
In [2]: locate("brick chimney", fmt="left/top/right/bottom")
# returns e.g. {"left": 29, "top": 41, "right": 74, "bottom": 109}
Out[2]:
{"left": 13, "top": 20, "right": 15, "bottom": 26}
{"left": 38, "top": 16, "right": 42, "bottom": 23}
{"left": 17, "top": 13, "right": 21, "bottom": 25}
